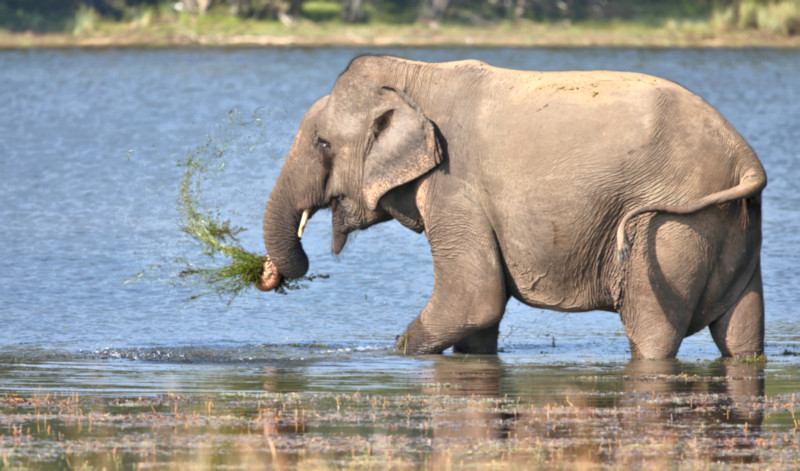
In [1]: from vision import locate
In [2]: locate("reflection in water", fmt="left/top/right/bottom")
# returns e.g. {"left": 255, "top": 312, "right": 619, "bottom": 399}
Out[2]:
{"left": 414, "top": 355, "right": 769, "bottom": 467}
{"left": 619, "top": 359, "right": 765, "bottom": 465}
{"left": 624, "top": 359, "right": 764, "bottom": 425}
{"left": 424, "top": 355, "right": 505, "bottom": 397}
{"left": 423, "top": 355, "right": 512, "bottom": 465}
{"left": 2, "top": 351, "right": 798, "bottom": 468}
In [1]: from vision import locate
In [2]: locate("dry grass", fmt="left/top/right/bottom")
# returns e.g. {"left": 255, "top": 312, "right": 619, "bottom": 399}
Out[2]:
{"left": 3, "top": 355, "right": 799, "bottom": 469}
{"left": 2, "top": 382, "right": 800, "bottom": 470}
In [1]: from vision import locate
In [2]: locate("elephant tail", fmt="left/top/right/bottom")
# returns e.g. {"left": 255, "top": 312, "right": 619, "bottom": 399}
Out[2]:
{"left": 615, "top": 167, "right": 767, "bottom": 264}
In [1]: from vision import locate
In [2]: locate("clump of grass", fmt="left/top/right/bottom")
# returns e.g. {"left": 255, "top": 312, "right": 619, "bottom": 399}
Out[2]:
{"left": 738, "top": 353, "right": 768, "bottom": 365}
{"left": 175, "top": 110, "right": 326, "bottom": 304}
{"left": 177, "top": 154, "right": 268, "bottom": 302}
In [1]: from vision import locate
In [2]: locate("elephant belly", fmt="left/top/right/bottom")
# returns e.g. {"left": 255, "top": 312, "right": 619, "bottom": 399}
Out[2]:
{"left": 510, "top": 270, "right": 607, "bottom": 312}
{"left": 501, "top": 242, "right": 614, "bottom": 313}
{"left": 488, "top": 187, "right": 618, "bottom": 313}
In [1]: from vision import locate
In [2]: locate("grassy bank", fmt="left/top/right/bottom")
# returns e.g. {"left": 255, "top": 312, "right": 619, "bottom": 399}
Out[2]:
{"left": 2, "top": 17, "right": 800, "bottom": 49}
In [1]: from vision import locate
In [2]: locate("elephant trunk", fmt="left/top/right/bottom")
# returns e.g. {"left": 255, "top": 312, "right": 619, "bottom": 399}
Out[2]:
{"left": 262, "top": 175, "right": 310, "bottom": 281}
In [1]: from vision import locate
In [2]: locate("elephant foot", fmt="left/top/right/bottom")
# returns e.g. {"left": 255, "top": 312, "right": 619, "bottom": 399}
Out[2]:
{"left": 453, "top": 323, "right": 500, "bottom": 354}
{"left": 395, "top": 323, "right": 448, "bottom": 356}
{"left": 256, "top": 257, "right": 282, "bottom": 291}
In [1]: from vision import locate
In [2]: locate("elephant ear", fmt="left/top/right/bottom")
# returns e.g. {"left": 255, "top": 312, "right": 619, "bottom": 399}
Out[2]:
{"left": 363, "top": 87, "right": 442, "bottom": 212}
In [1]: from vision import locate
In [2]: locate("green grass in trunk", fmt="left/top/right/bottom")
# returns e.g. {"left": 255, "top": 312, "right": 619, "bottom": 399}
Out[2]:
{"left": 177, "top": 154, "right": 268, "bottom": 302}
{"left": 176, "top": 113, "right": 325, "bottom": 304}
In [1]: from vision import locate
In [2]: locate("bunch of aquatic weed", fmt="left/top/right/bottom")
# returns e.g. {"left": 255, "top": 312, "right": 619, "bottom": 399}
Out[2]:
{"left": 176, "top": 110, "right": 325, "bottom": 304}
{"left": 177, "top": 155, "right": 265, "bottom": 302}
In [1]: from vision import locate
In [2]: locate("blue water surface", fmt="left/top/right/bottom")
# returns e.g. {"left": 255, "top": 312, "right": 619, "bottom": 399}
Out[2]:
{"left": 0, "top": 47, "right": 798, "bottom": 373}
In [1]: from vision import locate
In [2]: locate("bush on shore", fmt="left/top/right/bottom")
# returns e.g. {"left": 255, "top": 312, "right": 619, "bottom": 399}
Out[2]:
{"left": 2, "top": 0, "right": 797, "bottom": 36}
{"left": 712, "top": 0, "right": 800, "bottom": 35}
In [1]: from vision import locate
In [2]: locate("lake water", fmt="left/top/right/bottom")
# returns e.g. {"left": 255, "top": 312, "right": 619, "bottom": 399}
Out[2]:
{"left": 1, "top": 47, "right": 799, "bottom": 396}
{"left": 2, "top": 46, "right": 800, "bottom": 469}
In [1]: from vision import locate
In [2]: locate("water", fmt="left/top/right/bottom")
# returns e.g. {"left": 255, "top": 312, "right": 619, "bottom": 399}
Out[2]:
{"left": 1, "top": 46, "right": 800, "bottom": 468}
{"left": 1, "top": 47, "right": 799, "bottom": 387}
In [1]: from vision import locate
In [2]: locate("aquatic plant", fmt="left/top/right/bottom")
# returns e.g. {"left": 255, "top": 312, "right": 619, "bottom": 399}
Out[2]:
{"left": 176, "top": 154, "right": 268, "bottom": 302}
{"left": 176, "top": 110, "right": 326, "bottom": 304}
{"left": 738, "top": 353, "right": 768, "bottom": 365}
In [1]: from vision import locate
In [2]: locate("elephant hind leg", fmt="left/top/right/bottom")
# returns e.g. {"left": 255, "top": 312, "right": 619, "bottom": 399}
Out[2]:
{"left": 710, "top": 267, "right": 764, "bottom": 358}
{"left": 622, "top": 306, "right": 688, "bottom": 360}
{"left": 619, "top": 275, "right": 698, "bottom": 360}
{"left": 619, "top": 216, "right": 712, "bottom": 359}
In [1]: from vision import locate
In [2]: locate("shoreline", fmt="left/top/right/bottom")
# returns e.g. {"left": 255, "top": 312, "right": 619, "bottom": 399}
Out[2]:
{"left": 3, "top": 23, "right": 800, "bottom": 49}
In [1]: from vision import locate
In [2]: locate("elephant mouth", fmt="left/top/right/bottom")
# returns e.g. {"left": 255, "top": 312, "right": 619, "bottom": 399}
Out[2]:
{"left": 297, "top": 196, "right": 351, "bottom": 255}
{"left": 330, "top": 196, "right": 350, "bottom": 255}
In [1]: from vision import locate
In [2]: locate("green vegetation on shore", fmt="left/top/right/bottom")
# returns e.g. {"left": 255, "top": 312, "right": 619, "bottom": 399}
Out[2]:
{"left": 1, "top": 0, "right": 799, "bottom": 48}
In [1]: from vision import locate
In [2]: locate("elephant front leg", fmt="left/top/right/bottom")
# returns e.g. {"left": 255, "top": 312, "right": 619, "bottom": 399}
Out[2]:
{"left": 396, "top": 212, "right": 508, "bottom": 355}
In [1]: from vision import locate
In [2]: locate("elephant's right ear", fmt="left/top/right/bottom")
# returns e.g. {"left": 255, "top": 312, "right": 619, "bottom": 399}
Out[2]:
{"left": 362, "top": 87, "right": 442, "bottom": 212}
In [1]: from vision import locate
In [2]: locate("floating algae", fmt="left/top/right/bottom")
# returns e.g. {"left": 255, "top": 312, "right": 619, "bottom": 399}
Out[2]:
{"left": 176, "top": 111, "right": 326, "bottom": 303}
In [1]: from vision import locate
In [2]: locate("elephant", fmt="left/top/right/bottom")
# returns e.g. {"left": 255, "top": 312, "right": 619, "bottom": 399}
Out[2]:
{"left": 258, "top": 55, "right": 767, "bottom": 359}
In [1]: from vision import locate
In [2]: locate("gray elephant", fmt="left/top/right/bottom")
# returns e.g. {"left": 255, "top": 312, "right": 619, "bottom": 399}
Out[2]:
{"left": 258, "top": 55, "right": 767, "bottom": 359}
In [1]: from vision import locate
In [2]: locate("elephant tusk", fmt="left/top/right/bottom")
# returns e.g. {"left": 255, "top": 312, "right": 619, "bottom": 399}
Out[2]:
{"left": 297, "top": 209, "right": 310, "bottom": 238}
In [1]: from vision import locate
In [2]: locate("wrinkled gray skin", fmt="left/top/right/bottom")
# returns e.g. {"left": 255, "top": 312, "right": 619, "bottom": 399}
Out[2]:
{"left": 262, "top": 56, "right": 767, "bottom": 359}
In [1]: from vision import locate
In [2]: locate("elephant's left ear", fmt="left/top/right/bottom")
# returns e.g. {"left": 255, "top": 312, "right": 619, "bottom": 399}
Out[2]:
{"left": 363, "top": 87, "right": 443, "bottom": 212}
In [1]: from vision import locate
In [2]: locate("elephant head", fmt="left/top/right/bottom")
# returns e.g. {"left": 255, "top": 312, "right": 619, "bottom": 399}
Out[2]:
{"left": 259, "top": 61, "right": 443, "bottom": 288}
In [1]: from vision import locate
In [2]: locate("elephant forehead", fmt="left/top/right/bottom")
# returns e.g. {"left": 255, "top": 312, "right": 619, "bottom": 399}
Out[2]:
{"left": 320, "top": 98, "right": 369, "bottom": 139}
{"left": 330, "top": 75, "right": 381, "bottom": 110}
{"left": 300, "top": 95, "right": 330, "bottom": 126}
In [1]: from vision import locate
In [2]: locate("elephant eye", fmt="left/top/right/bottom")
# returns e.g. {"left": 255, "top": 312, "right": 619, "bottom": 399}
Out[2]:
{"left": 316, "top": 137, "right": 331, "bottom": 151}
{"left": 315, "top": 136, "right": 334, "bottom": 169}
